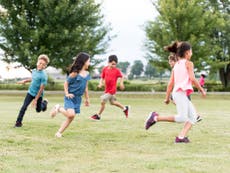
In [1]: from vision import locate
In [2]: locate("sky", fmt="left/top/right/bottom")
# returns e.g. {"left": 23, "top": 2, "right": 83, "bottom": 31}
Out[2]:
{"left": 95, "top": 0, "right": 157, "bottom": 65}
{"left": 0, "top": 1, "right": 158, "bottom": 79}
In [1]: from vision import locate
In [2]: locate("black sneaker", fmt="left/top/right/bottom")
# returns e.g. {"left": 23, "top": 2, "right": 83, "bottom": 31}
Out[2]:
{"left": 14, "top": 122, "right": 22, "bottom": 127}
{"left": 90, "top": 114, "right": 101, "bottom": 121}
{"left": 42, "top": 99, "right": 48, "bottom": 112}
{"left": 196, "top": 115, "right": 202, "bottom": 122}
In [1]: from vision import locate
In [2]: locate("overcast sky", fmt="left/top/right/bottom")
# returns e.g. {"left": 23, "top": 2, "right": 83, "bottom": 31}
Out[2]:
{"left": 95, "top": 0, "right": 157, "bottom": 65}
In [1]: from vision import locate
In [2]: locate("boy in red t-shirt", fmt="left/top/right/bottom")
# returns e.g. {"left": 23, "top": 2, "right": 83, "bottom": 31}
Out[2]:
{"left": 90, "top": 55, "right": 129, "bottom": 120}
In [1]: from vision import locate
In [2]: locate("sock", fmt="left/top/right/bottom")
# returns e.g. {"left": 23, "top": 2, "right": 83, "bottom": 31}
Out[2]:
{"left": 178, "top": 136, "right": 184, "bottom": 139}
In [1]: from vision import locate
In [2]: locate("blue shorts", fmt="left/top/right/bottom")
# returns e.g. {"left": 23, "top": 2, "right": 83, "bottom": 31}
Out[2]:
{"left": 64, "top": 96, "right": 82, "bottom": 114}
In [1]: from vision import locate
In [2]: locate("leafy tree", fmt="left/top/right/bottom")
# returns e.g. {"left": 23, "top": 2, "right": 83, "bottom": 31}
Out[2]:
{"left": 117, "top": 61, "right": 130, "bottom": 74}
{"left": 145, "top": 62, "right": 157, "bottom": 78}
{"left": 206, "top": 0, "right": 230, "bottom": 87}
{"left": 145, "top": 0, "right": 229, "bottom": 86}
{"left": 130, "top": 60, "right": 144, "bottom": 78}
{"left": 0, "top": 0, "right": 111, "bottom": 73}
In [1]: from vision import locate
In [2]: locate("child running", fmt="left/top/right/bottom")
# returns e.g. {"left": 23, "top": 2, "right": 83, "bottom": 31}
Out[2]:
{"left": 145, "top": 41, "right": 206, "bottom": 143}
{"left": 90, "top": 55, "right": 129, "bottom": 120}
{"left": 14, "top": 54, "right": 50, "bottom": 127}
{"left": 50, "top": 52, "right": 91, "bottom": 137}
{"left": 167, "top": 53, "right": 202, "bottom": 122}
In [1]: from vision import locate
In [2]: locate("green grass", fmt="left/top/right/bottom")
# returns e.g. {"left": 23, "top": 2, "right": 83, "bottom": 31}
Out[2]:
{"left": 0, "top": 92, "right": 229, "bottom": 173}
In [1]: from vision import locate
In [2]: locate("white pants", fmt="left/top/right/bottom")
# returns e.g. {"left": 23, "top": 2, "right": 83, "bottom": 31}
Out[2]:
{"left": 172, "top": 91, "right": 197, "bottom": 124}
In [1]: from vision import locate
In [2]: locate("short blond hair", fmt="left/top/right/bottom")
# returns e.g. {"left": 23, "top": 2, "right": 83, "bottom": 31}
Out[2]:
{"left": 38, "top": 54, "right": 50, "bottom": 64}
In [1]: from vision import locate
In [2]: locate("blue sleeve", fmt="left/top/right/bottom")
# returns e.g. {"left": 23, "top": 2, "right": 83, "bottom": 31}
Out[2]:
{"left": 41, "top": 74, "right": 48, "bottom": 86}
{"left": 86, "top": 74, "right": 91, "bottom": 81}
{"left": 66, "top": 76, "right": 74, "bottom": 84}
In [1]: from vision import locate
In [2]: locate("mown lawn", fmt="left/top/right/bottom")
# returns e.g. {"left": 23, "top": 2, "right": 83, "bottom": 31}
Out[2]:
{"left": 0, "top": 92, "right": 229, "bottom": 173}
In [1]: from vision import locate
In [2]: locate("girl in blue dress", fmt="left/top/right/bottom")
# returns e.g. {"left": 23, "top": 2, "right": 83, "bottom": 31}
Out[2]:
{"left": 50, "top": 52, "right": 91, "bottom": 137}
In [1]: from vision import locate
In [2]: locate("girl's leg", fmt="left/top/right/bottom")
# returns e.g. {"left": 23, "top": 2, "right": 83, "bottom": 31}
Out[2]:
{"left": 16, "top": 93, "right": 34, "bottom": 123}
{"left": 157, "top": 115, "right": 175, "bottom": 122}
{"left": 178, "top": 121, "right": 192, "bottom": 138}
{"left": 56, "top": 108, "right": 75, "bottom": 135}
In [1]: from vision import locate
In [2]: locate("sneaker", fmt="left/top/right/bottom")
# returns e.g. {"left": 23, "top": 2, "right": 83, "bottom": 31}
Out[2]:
{"left": 55, "top": 132, "right": 62, "bottom": 138}
{"left": 196, "top": 115, "right": 202, "bottom": 122}
{"left": 175, "top": 136, "right": 190, "bottom": 143}
{"left": 123, "top": 106, "right": 129, "bottom": 118}
{"left": 42, "top": 99, "right": 48, "bottom": 112}
{"left": 145, "top": 112, "right": 158, "bottom": 130}
{"left": 50, "top": 104, "right": 60, "bottom": 118}
{"left": 14, "top": 121, "right": 22, "bottom": 127}
{"left": 90, "top": 114, "right": 101, "bottom": 121}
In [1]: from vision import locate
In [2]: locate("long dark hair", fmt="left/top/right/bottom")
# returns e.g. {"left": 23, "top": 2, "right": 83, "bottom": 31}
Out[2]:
{"left": 69, "top": 52, "right": 90, "bottom": 73}
{"left": 164, "top": 41, "right": 191, "bottom": 58}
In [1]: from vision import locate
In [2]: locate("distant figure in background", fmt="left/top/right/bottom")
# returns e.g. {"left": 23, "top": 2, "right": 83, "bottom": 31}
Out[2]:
{"left": 14, "top": 54, "right": 50, "bottom": 127}
{"left": 199, "top": 73, "right": 206, "bottom": 88}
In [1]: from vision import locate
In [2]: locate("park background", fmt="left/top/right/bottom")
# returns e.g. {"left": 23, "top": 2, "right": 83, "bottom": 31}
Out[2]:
{"left": 0, "top": 1, "right": 229, "bottom": 173}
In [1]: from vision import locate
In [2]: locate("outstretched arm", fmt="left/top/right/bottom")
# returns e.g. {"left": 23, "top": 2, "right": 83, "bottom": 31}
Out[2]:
{"left": 17, "top": 77, "right": 32, "bottom": 84}
{"left": 187, "top": 61, "right": 206, "bottom": 97}
{"left": 165, "top": 70, "right": 174, "bottom": 104}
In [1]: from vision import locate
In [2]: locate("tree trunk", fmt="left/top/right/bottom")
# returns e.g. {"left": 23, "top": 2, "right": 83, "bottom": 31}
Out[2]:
{"left": 219, "top": 63, "right": 230, "bottom": 88}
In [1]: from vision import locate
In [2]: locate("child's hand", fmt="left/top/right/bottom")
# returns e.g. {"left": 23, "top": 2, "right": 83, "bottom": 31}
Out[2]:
{"left": 97, "top": 83, "right": 103, "bottom": 88}
{"left": 65, "top": 93, "right": 74, "bottom": 99}
{"left": 164, "top": 99, "right": 170, "bottom": 104}
{"left": 201, "top": 89, "right": 206, "bottom": 98}
{"left": 85, "top": 100, "right": 90, "bottom": 106}
{"left": 32, "top": 99, "right": 37, "bottom": 107}
{"left": 119, "top": 83, "right": 125, "bottom": 90}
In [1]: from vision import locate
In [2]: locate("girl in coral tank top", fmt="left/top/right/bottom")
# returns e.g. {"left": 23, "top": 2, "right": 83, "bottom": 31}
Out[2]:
{"left": 145, "top": 41, "right": 206, "bottom": 143}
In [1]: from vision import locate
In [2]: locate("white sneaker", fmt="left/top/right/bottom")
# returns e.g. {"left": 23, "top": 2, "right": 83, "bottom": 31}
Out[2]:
{"left": 55, "top": 132, "right": 62, "bottom": 138}
{"left": 50, "top": 104, "right": 60, "bottom": 118}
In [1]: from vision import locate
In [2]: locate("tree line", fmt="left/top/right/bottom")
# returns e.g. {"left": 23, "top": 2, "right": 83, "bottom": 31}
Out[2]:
{"left": 0, "top": 0, "right": 229, "bottom": 87}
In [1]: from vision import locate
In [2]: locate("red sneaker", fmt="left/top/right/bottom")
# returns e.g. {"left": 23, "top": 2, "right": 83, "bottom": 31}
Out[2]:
{"left": 123, "top": 106, "right": 129, "bottom": 118}
{"left": 90, "top": 114, "right": 101, "bottom": 121}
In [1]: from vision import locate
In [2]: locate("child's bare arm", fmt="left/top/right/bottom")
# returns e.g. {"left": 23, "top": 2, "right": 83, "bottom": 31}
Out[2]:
{"left": 187, "top": 61, "right": 206, "bottom": 97}
{"left": 84, "top": 82, "right": 90, "bottom": 106}
{"left": 119, "top": 76, "right": 125, "bottom": 90}
{"left": 32, "top": 84, "right": 45, "bottom": 107}
{"left": 17, "top": 78, "right": 32, "bottom": 84}
{"left": 165, "top": 70, "right": 174, "bottom": 104}
{"left": 98, "top": 78, "right": 104, "bottom": 88}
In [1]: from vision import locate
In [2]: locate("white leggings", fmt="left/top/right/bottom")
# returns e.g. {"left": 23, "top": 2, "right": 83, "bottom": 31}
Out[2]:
{"left": 172, "top": 91, "right": 197, "bottom": 124}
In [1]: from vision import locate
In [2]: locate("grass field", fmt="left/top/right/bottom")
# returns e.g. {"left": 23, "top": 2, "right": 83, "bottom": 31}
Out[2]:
{"left": 0, "top": 92, "right": 229, "bottom": 173}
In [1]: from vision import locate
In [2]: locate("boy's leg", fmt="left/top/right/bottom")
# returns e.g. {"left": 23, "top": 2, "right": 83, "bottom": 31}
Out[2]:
{"left": 98, "top": 101, "right": 106, "bottom": 115}
{"left": 110, "top": 100, "right": 129, "bottom": 118}
{"left": 110, "top": 100, "right": 124, "bottom": 109}
{"left": 42, "top": 98, "right": 48, "bottom": 112}
{"left": 16, "top": 93, "right": 34, "bottom": 124}
{"left": 36, "top": 97, "right": 42, "bottom": 112}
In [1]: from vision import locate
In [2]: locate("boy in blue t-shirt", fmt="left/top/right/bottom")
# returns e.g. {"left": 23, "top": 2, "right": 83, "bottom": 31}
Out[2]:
{"left": 14, "top": 54, "right": 50, "bottom": 127}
